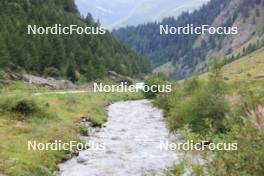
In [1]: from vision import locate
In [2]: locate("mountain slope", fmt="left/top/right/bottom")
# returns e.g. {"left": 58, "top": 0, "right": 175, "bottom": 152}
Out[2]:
{"left": 76, "top": 0, "right": 209, "bottom": 30}
{"left": 113, "top": 0, "right": 264, "bottom": 80}
{"left": 0, "top": 0, "right": 151, "bottom": 81}
{"left": 221, "top": 47, "right": 264, "bottom": 82}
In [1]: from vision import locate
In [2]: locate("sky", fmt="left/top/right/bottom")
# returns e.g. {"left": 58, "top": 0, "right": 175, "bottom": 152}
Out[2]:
{"left": 75, "top": 0, "right": 210, "bottom": 30}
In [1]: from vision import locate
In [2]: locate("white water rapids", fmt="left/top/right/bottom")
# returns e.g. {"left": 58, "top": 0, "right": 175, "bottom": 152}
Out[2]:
{"left": 59, "top": 100, "right": 182, "bottom": 176}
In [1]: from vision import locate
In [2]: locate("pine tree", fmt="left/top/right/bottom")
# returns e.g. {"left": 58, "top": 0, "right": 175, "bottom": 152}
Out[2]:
{"left": 63, "top": 0, "right": 78, "bottom": 14}
{"left": 0, "top": 37, "right": 10, "bottom": 67}
{"left": 66, "top": 53, "right": 78, "bottom": 82}
{"left": 52, "top": 37, "right": 66, "bottom": 69}
{"left": 0, "top": 0, "right": 150, "bottom": 79}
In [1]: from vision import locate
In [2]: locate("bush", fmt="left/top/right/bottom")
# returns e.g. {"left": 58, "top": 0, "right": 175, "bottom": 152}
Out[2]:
{"left": 0, "top": 96, "right": 54, "bottom": 120}
{"left": 0, "top": 71, "right": 5, "bottom": 80}
{"left": 0, "top": 97, "right": 39, "bottom": 115}
{"left": 208, "top": 119, "right": 264, "bottom": 176}
{"left": 144, "top": 73, "right": 167, "bottom": 99}
{"left": 43, "top": 67, "right": 60, "bottom": 78}
{"left": 157, "top": 60, "right": 230, "bottom": 134}
{"left": 164, "top": 162, "right": 185, "bottom": 176}
{"left": 89, "top": 116, "right": 105, "bottom": 126}
{"left": 79, "top": 124, "right": 90, "bottom": 136}
{"left": 10, "top": 99, "right": 39, "bottom": 115}
{"left": 183, "top": 76, "right": 201, "bottom": 94}
{"left": 156, "top": 58, "right": 264, "bottom": 175}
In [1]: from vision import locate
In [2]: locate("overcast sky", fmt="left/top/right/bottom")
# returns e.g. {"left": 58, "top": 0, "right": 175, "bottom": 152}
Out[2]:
{"left": 75, "top": 0, "right": 210, "bottom": 30}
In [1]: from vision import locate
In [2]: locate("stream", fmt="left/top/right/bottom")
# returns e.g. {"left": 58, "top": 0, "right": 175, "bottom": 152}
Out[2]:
{"left": 59, "top": 100, "right": 181, "bottom": 176}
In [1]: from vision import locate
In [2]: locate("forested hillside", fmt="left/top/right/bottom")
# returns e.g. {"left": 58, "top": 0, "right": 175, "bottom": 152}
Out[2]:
{"left": 113, "top": 0, "right": 264, "bottom": 79}
{"left": 0, "top": 0, "right": 151, "bottom": 82}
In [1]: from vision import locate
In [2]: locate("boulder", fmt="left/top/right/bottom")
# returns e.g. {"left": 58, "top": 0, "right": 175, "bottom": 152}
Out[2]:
{"left": 77, "top": 156, "right": 86, "bottom": 163}
{"left": 22, "top": 74, "right": 77, "bottom": 90}
{"left": 107, "top": 71, "right": 133, "bottom": 85}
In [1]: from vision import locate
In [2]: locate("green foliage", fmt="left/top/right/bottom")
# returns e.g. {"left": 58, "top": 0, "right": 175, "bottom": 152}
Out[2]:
{"left": 183, "top": 76, "right": 202, "bottom": 93}
{"left": 164, "top": 162, "right": 185, "bottom": 176}
{"left": 113, "top": 0, "right": 262, "bottom": 79}
{"left": 0, "top": 71, "right": 5, "bottom": 80}
{"left": 156, "top": 61, "right": 229, "bottom": 134}
{"left": 9, "top": 99, "right": 39, "bottom": 116}
{"left": 144, "top": 73, "right": 167, "bottom": 99}
{"left": 63, "top": 0, "right": 79, "bottom": 14}
{"left": 208, "top": 118, "right": 264, "bottom": 176}
{"left": 191, "top": 163, "right": 204, "bottom": 176}
{"left": 0, "top": 0, "right": 150, "bottom": 80}
{"left": 64, "top": 96, "right": 78, "bottom": 107}
{"left": 0, "top": 96, "right": 54, "bottom": 120}
{"left": 66, "top": 53, "right": 78, "bottom": 82}
{"left": 113, "top": 0, "right": 228, "bottom": 68}
{"left": 89, "top": 116, "right": 105, "bottom": 126}
{"left": 79, "top": 124, "right": 90, "bottom": 136}
{"left": 66, "top": 65, "right": 78, "bottom": 82}
{"left": 43, "top": 67, "right": 61, "bottom": 78}
{"left": 156, "top": 68, "right": 264, "bottom": 175}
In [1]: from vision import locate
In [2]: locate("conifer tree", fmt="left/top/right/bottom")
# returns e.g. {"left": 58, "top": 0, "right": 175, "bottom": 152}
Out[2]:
{"left": 66, "top": 53, "right": 78, "bottom": 82}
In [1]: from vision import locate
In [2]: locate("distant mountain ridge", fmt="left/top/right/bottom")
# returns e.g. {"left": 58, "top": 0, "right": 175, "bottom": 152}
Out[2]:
{"left": 113, "top": 0, "right": 264, "bottom": 80}
{"left": 76, "top": 0, "right": 210, "bottom": 30}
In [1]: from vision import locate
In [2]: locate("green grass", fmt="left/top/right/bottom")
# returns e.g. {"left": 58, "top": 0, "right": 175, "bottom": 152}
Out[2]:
{"left": 0, "top": 83, "right": 143, "bottom": 176}
{"left": 201, "top": 47, "right": 264, "bottom": 84}
{"left": 156, "top": 48, "right": 264, "bottom": 175}
{"left": 79, "top": 124, "right": 90, "bottom": 136}
{"left": 222, "top": 47, "right": 264, "bottom": 80}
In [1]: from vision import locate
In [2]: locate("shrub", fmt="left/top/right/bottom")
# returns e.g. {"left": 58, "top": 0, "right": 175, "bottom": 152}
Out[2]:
{"left": 159, "top": 60, "right": 230, "bottom": 134}
{"left": 89, "top": 116, "right": 105, "bottom": 126}
{"left": 164, "top": 162, "right": 185, "bottom": 176}
{"left": 144, "top": 73, "right": 167, "bottom": 99}
{"left": 0, "top": 97, "right": 39, "bottom": 115}
{"left": 0, "top": 96, "right": 54, "bottom": 120}
{"left": 183, "top": 76, "right": 201, "bottom": 94}
{"left": 0, "top": 71, "right": 5, "bottom": 80}
{"left": 79, "top": 124, "right": 90, "bottom": 136}
{"left": 208, "top": 119, "right": 264, "bottom": 176}
{"left": 10, "top": 99, "right": 39, "bottom": 115}
{"left": 43, "top": 67, "right": 60, "bottom": 78}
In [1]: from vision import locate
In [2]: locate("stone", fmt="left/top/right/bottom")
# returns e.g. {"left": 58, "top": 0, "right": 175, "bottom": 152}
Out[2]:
{"left": 76, "top": 156, "right": 86, "bottom": 163}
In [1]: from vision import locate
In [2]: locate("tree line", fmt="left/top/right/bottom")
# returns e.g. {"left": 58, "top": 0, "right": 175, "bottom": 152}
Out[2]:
{"left": 0, "top": 0, "right": 151, "bottom": 82}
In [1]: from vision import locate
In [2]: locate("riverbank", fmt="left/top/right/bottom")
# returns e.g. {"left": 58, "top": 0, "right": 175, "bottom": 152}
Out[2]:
{"left": 0, "top": 82, "right": 143, "bottom": 176}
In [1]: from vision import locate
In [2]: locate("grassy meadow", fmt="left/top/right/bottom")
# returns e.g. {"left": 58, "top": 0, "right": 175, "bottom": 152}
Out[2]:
{"left": 0, "top": 82, "right": 143, "bottom": 176}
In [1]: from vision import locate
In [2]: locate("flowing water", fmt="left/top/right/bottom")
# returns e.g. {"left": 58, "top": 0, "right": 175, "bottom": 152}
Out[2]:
{"left": 59, "top": 100, "right": 181, "bottom": 176}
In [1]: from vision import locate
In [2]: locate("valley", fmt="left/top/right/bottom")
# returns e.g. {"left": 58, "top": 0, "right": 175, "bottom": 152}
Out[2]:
{"left": 113, "top": 0, "right": 264, "bottom": 80}
{"left": 1, "top": 0, "right": 264, "bottom": 175}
